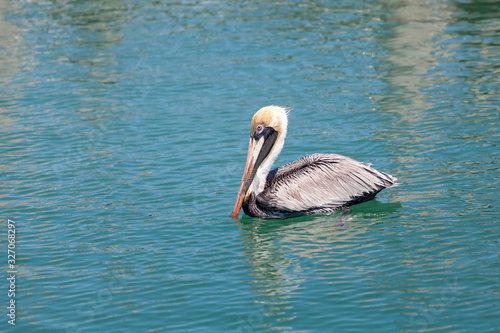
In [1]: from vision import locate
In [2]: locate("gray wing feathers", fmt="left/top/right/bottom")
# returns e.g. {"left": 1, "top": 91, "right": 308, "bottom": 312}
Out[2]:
{"left": 261, "top": 153, "right": 396, "bottom": 212}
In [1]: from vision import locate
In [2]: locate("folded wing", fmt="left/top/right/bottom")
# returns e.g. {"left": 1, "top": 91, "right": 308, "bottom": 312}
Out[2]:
{"left": 259, "top": 153, "right": 397, "bottom": 213}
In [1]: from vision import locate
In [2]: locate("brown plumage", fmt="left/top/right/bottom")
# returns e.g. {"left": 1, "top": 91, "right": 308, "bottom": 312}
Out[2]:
{"left": 231, "top": 106, "right": 398, "bottom": 219}
{"left": 244, "top": 153, "right": 396, "bottom": 218}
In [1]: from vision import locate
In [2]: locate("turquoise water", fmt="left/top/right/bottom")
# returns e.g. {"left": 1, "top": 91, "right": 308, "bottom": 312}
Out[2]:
{"left": 1, "top": 0, "right": 499, "bottom": 332}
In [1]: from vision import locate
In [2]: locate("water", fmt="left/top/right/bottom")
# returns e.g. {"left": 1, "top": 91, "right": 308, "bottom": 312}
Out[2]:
{"left": 1, "top": 0, "right": 499, "bottom": 332}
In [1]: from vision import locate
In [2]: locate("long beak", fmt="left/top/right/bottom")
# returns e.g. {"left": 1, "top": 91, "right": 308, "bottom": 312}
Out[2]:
{"left": 231, "top": 129, "right": 279, "bottom": 220}
{"left": 231, "top": 138, "right": 264, "bottom": 219}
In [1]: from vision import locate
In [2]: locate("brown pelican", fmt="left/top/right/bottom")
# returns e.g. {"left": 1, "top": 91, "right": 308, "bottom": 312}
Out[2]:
{"left": 231, "top": 105, "right": 397, "bottom": 219}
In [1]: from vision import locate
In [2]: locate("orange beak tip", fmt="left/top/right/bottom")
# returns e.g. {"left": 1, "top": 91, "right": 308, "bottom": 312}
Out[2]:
{"left": 230, "top": 206, "right": 241, "bottom": 220}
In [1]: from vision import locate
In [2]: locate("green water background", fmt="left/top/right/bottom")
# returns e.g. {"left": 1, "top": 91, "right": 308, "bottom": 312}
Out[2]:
{"left": 1, "top": 0, "right": 499, "bottom": 332}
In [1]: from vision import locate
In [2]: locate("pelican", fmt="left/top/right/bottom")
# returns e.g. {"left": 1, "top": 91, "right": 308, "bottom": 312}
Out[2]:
{"left": 231, "top": 105, "right": 398, "bottom": 219}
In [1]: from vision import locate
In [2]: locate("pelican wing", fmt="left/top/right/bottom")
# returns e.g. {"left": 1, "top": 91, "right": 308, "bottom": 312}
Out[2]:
{"left": 259, "top": 153, "right": 397, "bottom": 213}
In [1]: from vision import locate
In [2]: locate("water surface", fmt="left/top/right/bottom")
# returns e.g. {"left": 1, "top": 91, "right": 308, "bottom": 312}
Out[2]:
{"left": 1, "top": 0, "right": 499, "bottom": 332}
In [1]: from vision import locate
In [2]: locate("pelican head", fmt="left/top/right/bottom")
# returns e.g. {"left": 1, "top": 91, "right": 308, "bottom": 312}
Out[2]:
{"left": 231, "top": 106, "right": 288, "bottom": 219}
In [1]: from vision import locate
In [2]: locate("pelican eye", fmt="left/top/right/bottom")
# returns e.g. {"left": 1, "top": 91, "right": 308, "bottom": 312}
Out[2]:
{"left": 255, "top": 124, "right": 264, "bottom": 134}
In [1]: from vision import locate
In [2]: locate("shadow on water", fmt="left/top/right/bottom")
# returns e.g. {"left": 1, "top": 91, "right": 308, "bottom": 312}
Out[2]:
{"left": 238, "top": 200, "right": 402, "bottom": 235}
{"left": 235, "top": 200, "right": 401, "bottom": 329}
{"left": 454, "top": 0, "right": 500, "bottom": 22}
